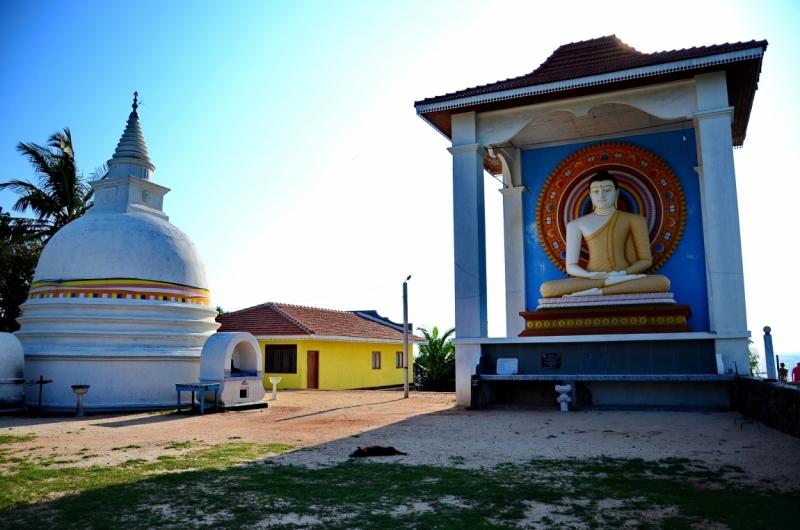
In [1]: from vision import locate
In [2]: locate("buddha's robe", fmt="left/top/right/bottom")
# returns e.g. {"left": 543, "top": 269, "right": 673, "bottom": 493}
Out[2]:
{"left": 540, "top": 210, "right": 670, "bottom": 298}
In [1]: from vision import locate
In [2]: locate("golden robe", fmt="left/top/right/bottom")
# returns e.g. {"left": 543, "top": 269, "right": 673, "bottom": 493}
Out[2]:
{"left": 540, "top": 211, "right": 670, "bottom": 298}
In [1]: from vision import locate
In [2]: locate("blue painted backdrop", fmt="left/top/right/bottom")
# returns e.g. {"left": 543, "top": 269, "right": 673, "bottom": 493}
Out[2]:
{"left": 521, "top": 129, "right": 709, "bottom": 332}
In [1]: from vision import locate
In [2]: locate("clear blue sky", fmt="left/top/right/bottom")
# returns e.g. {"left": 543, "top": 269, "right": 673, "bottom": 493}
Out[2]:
{"left": 1, "top": 0, "right": 799, "bottom": 353}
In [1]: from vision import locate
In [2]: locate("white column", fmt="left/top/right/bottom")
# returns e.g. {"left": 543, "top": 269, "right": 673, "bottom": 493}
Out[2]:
{"left": 488, "top": 147, "right": 526, "bottom": 338}
{"left": 694, "top": 72, "right": 749, "bottom": 373}
{"left": 454, "top": 343, "right": 481, "bottom": 406}
{"left": 500, "top": 186, "right": 527, "bottom": 337}
{"left": 448, "top": 112, "right": 488, "bottom": 339}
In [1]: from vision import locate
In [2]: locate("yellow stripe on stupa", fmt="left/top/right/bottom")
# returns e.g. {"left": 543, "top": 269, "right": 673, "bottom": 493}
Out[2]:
{"left": 27, "top": 278, "right": 211, "bottom": 306}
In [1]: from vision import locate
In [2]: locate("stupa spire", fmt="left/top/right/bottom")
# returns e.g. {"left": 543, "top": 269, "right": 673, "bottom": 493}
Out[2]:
{"left": 107, "top": 92, "right": 155, "bottom": 180}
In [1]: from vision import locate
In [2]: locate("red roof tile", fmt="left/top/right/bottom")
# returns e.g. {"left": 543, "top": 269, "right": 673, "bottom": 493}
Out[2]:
{"left": 216, "top": 303, "right": 308, "bottom": 336}
{"left": 416, "top": 35, "right": 766, "bottom": 106}
{"left": 216, "top": 302, "right": 424, "bottom": 342}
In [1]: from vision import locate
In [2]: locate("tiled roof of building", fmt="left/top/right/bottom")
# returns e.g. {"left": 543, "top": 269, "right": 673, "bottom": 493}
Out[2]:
{"left": 416, "top": 36, "right": 766, "bottom": 106}
{"left": 216, "top": 302, "right": 424, "bottom": 342}
{"left": 415, "top": 35, "right": 767, "bottom": 146}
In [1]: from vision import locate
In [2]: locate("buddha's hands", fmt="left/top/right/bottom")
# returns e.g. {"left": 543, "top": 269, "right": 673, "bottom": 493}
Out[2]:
{"left": 585, "top": 271, "right": 612, "bottom": 280}
{"left": 603, "top": 272, "right": 647, "bottom": 286}
{"left": 567, "top": 264, "right": 612, "bottom": 279}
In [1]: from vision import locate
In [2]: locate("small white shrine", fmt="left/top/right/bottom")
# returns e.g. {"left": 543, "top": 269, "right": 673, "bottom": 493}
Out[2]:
{"left": 199, "top": 332, "right": 266, "bottom": 408}
{"left": 15, "top": 95, "right": 220, "bottom": 411}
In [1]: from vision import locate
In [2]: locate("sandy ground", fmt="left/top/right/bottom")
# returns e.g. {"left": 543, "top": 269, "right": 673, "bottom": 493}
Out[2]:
{"left": 2, "top": 390, "right": 799, "bottom": 489}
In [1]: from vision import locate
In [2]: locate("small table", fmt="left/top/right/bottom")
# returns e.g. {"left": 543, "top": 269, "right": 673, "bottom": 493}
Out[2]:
{"left": 175, "top": 383, "right": 220, "bottom": 415}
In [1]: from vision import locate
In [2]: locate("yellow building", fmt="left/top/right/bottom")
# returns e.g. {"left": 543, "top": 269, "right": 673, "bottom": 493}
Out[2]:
{"left": 216, "top": 303, "right": 423, "bottom": 390}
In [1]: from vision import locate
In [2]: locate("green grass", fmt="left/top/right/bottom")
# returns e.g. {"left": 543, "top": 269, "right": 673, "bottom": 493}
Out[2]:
{"left": 0, "top": 434, "right": 36, "bottom": 444}
{"left": 163, "top": 440, "right": 198, "bottom": 450}
{"left": 111, "top": 445, "right": 141, "bottom": 451}
{"left": 0, "top": 445, "right": 796, "bottom": 529}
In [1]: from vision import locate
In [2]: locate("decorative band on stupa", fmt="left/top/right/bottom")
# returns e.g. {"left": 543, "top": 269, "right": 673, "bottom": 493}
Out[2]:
{"left": 27, "top": 278, "right": 211, "bottom": 306}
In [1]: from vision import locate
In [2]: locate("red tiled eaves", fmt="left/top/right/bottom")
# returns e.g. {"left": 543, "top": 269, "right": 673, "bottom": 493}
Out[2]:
{"left": 216, "top": 302, "right": 423, "bottom": 342}
{"left": 415, "top": 36, "right": 766, "bottom": 107}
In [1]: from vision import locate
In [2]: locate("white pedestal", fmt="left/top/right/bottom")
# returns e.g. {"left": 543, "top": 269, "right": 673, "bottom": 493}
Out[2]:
{"left": 269, "top": 377, "right": 282, "bottom": 401}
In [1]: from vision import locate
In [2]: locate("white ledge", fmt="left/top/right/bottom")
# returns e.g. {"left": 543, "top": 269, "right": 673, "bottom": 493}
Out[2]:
{"left": 447, "top": 143, "right": 487, "bottom": 157}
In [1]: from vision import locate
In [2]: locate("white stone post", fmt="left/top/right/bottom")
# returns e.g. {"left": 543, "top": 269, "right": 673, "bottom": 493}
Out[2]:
{"left": 694, "top": 72, "right": 749, "bottom": 373}
{"left": 449, "top": 112, "right": 489, "bottom": 406}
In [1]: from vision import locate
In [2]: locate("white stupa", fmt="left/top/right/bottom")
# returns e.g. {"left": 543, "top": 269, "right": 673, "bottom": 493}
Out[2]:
{"left": 15, "top": 94, "right": 220, "bottom": 411}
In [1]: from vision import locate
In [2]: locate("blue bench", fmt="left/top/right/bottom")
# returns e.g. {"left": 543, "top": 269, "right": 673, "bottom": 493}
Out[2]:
{"left": 175, "top": 382, "right": 220, "bottom": 415}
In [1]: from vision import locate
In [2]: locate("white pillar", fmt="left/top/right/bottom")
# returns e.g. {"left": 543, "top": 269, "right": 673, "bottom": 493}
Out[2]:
{"left": 488, "top": 147, "right": 526, "bottom": 338}
{"left": 448, "top": 112, "right": 488, "bottom": 339}
{"left": 500, "top": 186, "right": 527, "bottom": 337}
{"left": 454, "top": 343, "right": 481, "bottom": 406}
{"left": 694, "top": 72, "right": 749, "bottom": 373}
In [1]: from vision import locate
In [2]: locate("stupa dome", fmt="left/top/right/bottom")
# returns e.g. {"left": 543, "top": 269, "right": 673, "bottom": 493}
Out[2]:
{"left": 33, "top": 209, "right": 208, "bottom": 289}
{"left": 15, "top": 95, "right": 219, "bottom": 412}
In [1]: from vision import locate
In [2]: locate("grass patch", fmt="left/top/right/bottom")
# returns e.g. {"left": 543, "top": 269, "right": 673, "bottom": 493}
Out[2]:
{"left": 0, "top": 447, "right": 795, "bottom": 529}
{"left": 111, "top": 445, "right": 141, "bottom": 451}
{"left": 119, "top": 459, "right": 147, "bottom": 468}
{"left": 163, "top": 441, "right": 196, "bottom": 450}
{"left": 0, "top": 434, "right": 36, "bottom": 444}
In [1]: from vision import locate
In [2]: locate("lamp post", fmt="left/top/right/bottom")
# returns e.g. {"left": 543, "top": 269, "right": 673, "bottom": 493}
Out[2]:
{"left": 403, "top": 275, "right": 411, "bottom": 398}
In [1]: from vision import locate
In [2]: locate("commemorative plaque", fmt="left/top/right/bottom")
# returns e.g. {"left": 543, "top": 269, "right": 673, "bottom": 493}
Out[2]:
{"left": 541, "top": 353, "right": 562, "bottom": 370}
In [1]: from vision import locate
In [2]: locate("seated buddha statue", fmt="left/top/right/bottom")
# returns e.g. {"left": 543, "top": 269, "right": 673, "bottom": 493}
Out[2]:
{"left": 540, "top": 170, "right": 670, "bottom": 298}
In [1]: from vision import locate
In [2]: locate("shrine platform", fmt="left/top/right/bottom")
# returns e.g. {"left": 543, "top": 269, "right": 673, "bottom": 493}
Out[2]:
{"left": 455, "top": 332, "right": 749, "bottom": 410}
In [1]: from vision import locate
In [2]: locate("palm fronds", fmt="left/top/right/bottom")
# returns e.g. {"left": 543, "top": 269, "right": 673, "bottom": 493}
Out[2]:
{"left": 414, "top": 326, "right": 456, "bottom": 391}
{"left": 0, "top": 127, "right": 93, "bottom": 242}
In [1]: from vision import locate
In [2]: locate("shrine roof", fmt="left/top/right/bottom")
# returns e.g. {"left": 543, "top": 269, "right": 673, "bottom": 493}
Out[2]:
{"left": 216, "top": 302, "right": 423, "bottom": 342}
{"left": 415, "top": 35, "right": 767, "bottom": 146}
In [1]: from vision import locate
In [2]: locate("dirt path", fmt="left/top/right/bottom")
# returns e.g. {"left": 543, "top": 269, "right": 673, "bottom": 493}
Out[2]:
{"left": 2, "top": 390, "right": 799, "bottom": 489}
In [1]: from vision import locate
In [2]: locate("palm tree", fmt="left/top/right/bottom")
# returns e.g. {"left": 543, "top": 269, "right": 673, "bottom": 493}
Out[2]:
{"left": 0, "top": 128, "right": 93, "bottom": 242}
{"left": 414, "top": 326, "right": 456, "bottom": 392}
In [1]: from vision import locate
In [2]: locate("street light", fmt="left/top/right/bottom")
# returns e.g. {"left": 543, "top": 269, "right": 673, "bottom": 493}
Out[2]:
{"left": 403, "top": 275, "right": 411, "bottom": 398}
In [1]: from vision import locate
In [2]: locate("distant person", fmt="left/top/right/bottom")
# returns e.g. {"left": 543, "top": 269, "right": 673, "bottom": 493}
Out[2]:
{"left": 778, "top": 362, "right": 788, "bottom": 382}
{"left": 792, "top": 362, "right": 800, "bottom": 384}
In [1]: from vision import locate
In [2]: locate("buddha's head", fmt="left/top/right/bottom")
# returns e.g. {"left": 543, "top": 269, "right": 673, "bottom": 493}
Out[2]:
{"left": 589, "top": 170, "right": 618, "bottom": 210}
